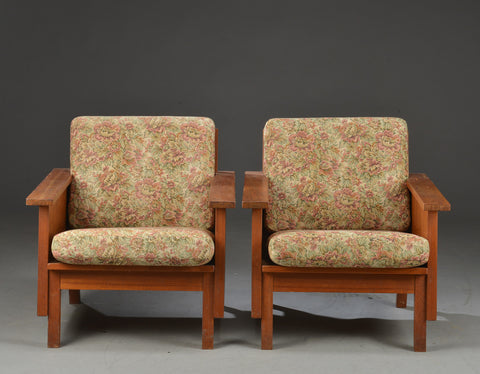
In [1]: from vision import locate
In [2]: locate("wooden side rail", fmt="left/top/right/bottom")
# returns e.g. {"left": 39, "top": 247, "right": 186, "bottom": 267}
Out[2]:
{"left": 26, "top": 168, "right": 71, "bottom": 316}
{"left": 242, "top": 171, "right": 269, "bottom": 318}
{"left": 209, "top": 171, "right": 236, "bottom": 318}
{"left": 405, "top": 173, "right": 450, "bottom": 321}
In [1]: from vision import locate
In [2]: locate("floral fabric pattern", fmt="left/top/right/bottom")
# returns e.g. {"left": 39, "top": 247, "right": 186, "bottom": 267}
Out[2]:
{"left": 263, "top": 118, "right": 410, "bottom": 231}
{"left": 69, "top": 116, "right": 215, "bottom": 229}
{"left": 52, "top": 227, "right": 215, "bottom": 266}
{"left": 268, "top": 230, "right": 429, "bottom": 268}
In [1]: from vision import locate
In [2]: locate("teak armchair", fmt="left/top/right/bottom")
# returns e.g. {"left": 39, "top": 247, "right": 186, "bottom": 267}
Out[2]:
{"left": 26, "top": 116, "right": 235, "bottom": 349}
{"left": 242, "top": 117, "right": 450, "bottom": 351}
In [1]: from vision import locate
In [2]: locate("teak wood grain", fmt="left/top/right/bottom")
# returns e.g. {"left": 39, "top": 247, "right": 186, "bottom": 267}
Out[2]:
{"left": 48, "top": 262, "right": 215, "bottom": 272}
{"left": 407, "top": 173, "right": 451, "bottom": 211}
{"left": 272, "top": 273, "right": 416, "bottom": 293}
{"left": 209, "top": 171, "right": 236, "bottom": 208}
{"left": 26, "top": 168, "right": 72, "bottom": 206}
{"left": 262, "top": 265, "right": 428, "bottom": 275}
{"left": 60, "top": 271, "right": 205, "bottom": 291}
{"left": 242, "top": 171, "right": 269, "bottom": 209}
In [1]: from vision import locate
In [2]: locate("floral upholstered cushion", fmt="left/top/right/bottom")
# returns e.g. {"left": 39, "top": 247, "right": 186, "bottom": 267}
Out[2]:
{"left": 69, "top": 116, "right": 215, "bottom": 229}
{"left": 263, "top": 118, "right": 410, "bottom": 231}
{"left": 268, "top": 230, "right": 429, "bottom": 268}
{"left": 51, "top": 227, "right": 215, "bottom": 266}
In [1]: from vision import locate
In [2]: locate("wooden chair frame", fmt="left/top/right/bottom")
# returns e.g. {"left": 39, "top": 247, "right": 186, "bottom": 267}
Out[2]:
{"left": 242, "top": 171, "right": 450, "bottom": 351}
{"left": 26, "top": 129, "right": 235, "bottom": 349}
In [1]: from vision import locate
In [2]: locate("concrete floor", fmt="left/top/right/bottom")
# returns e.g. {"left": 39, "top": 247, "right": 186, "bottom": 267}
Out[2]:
{"left": 1, "top": 211, "right": 479, "bottom": 373}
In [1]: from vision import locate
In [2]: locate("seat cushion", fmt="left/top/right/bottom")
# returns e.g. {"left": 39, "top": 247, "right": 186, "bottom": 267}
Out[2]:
{"left": 69, "top": 116, "right": 215, "bottom": 229}
{"left": 51, "top": 227, "right": 215, "bottom": 266}
{"left": 263, "top": 118, "right": 410, "bottom": 231}
{"left": 268, "top": 230, "right": 429, "bottom": 268}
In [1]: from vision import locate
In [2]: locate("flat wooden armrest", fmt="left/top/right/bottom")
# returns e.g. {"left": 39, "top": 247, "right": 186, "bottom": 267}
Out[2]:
{"left": 209, "top": 171, "right": 236, "bottom": 208}
{"left": 407, "top": 173, "right": 451, "bottom": 211}
{"left": 242, "top": 171, "right": 269, "bottom": 209}
{"left": 26, "top": 168, "right": 72, "bottom": 206}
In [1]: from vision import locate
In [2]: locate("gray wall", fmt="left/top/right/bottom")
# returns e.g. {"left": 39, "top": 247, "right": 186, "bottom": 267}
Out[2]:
{"left": 2, "top": 0, "right": 479, "bottom": 224}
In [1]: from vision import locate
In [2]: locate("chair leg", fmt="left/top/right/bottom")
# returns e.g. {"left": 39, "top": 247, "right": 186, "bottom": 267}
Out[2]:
{"left": 414, "top": 275, "right": 427, "bottom": 352}
{"left": 202, "top": 273, "right": 214, "bottom": 349}
{"left": 37, "top": 207, "right": 49, "bottom": 317}
{"left": 213, "top": 277, "right": 224, "bottom": 319}
{"left": 427, "top": 271, "right": 437, "bottom": 321}
{"left": 48, "top": 271, "right": 61, "bottom": 348}
{"left": 69, "top": 290, "right": 81, "bottom": 304}
{"left": 261, "top": 273, "right": 273, "bottom": 350}
{"left": 251, "top": 209, "right": 263, "bottom": 319}
{"left": 38, "top": 277, "right": 49, "bottom": 316}
{"left": 214, "top": 208, "right": 226, "bottom": 319}
{"left": 396, "top": 293, "right": 407, "bottom": 308}
{"left": 251, "top": 268, "right": 262, "bottom": 319}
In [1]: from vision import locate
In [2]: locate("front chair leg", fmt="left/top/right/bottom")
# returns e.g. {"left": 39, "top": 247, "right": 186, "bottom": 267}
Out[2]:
{"left": 414, "top": 275, "right": 427, "bottom": 352}
{"left": 214, "top": 208, "right": 226, "bottom": 318}
{"left": 427, "top": 270, "right": 437, "bottom": 321}
{"left": 48, "top": 271, "right": 61, "bottom": 348}
{"left": 261, "top": 273, "right": 273, "bottom": 350}
{"left": 202, "top": 273, "right": 214, "bottom": 349}
{"left": 251, "top": 208, "right": 263, "bottom": 319}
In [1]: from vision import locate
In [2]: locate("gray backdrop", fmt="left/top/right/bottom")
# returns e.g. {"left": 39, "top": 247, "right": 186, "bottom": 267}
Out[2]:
{"left": 1, "top": 2, "right": 480, "bottom": 369}
{"left": 2, "top": 0, "right": 479, "bottom": 225}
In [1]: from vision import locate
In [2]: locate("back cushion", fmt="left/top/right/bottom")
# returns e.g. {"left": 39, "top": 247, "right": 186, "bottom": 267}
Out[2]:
{"left": 263, "top": 118, "right": 410, "bottom": 232}
{"left": 69, "top": 116, "right": 215, "bottom": 229}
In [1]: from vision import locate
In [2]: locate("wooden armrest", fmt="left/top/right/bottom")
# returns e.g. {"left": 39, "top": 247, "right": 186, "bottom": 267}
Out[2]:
{"left": 209, "top": 171, "right": 236, "bottom": 208}
{"left": 26, "top": 168, "right": 72, "bottom": 206}
{"left": 242, "top": 171, "right": 269, "bottom": 209}
{"left": 407, "top": 173, "right": 451, "bottom": 211}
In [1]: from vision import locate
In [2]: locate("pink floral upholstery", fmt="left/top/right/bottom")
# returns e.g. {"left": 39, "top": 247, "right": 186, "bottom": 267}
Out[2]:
{"left": 52, "top": 227, "right": 215, "bottom": 266}
{"left": 268, "top": 230, "right": 429, "bottom": 268}
{"left": 263, "top": 118, "right": 410, "bottom": 232}
{"left": 69, "top": 116, "right": 215, "bottom": 229}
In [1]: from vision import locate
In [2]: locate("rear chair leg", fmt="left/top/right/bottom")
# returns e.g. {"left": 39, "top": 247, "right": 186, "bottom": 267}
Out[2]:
{"left": 69, "top": 290, "right": 81, "bottom": 304}
{"left": 396, "top": 293, "right": 407, "bottom": 308}
{"left": 261, "top": 273, "right": 273, "bottom": 350}
{"left": 48, "top": 271, "right": 61, "bottom": 348}
{"left": 414, "top": 275, "right": 427, "bottom": 352}
{"left": 202, "top": 273, "right": 214, "bottom": 349}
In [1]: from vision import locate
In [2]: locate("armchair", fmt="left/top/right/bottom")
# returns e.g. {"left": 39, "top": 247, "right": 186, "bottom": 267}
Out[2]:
{"left": 242, "top": 117, "right": 450, "bottom": 351}
{"left": 26, "top": 116, "right": 235, "bottom": 349}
